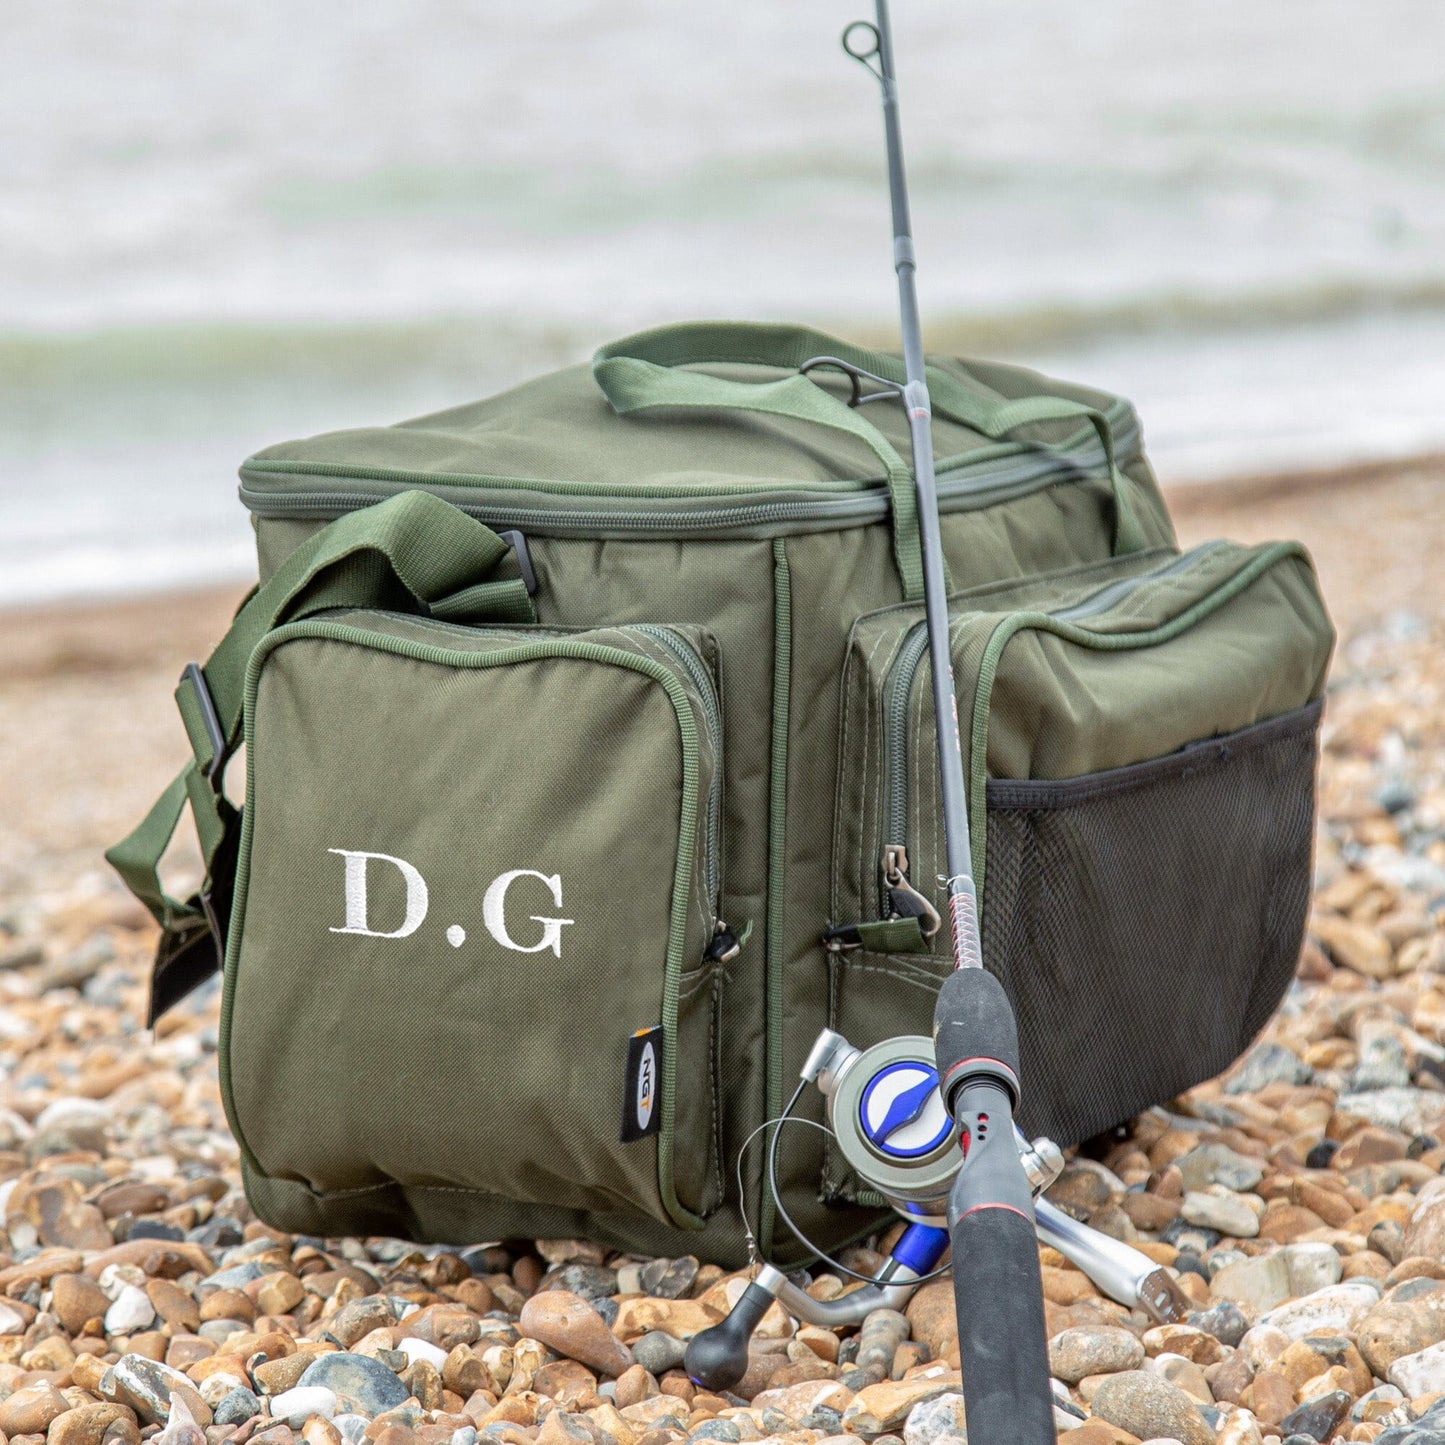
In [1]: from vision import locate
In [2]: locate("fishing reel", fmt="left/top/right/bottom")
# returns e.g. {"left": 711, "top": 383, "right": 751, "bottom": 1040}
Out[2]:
{"left": 684, "top": 1027, "right": 1190, "bottom": 1391}
{"left": 804, "top": 1028, "right": 1064, "bottom": 1224}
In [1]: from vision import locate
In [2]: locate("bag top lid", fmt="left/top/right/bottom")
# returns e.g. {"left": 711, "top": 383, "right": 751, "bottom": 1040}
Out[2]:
{"left": 240, "top": 321, "right": 1137, "bottom": 502}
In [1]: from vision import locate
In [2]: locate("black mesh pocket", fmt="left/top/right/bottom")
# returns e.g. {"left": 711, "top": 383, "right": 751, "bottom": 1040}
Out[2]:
{"left": 983, "top": 699, "right": 1323, "bottom": 1147}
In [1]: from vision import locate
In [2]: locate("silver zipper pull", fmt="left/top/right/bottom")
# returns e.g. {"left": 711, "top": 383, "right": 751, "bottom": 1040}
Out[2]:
{"left": 881, "top": 845, "right": 942, "bottom": 939}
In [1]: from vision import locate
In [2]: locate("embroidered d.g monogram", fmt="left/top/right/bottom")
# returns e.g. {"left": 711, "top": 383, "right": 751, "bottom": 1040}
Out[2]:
{"left": 327, "top": 849, "right": 574, "bottom": 956}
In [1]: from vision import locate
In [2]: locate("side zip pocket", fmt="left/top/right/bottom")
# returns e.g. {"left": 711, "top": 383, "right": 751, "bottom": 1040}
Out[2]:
{"left": 827, "top": 540, "right": 1332, "bottom": 1155}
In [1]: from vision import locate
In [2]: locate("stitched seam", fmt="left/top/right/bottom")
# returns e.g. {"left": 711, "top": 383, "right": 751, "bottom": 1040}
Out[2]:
{"left": 705, "top": 631, "right": 728, "bottom": 893}
{"left": 858, "top": 625, "right": 902, "bottom": 917}
{"left": 677, "top": 969, "right": 710, "bottom": 999}
{"left": 841, "top": 958, "right": 951, "bottom": 988}
{"left": 761, "top": 537, "right": 792, "bottom": 1254}
{"left": 914, "top": 635, "right": 935, "bottom": 926}
{"left": 629, "top": 632, "right": 716, "bottom": 947}
{"left": 985, "top": 699, "right": 1323, "bottom": 810}
{"left": 708, "top": 968, "right": 724, "bottom": 1210}
{"left": 853, "top": 634, "right": 873, "bottom": 923}
{"left": 831, "top": 633, "right": 861, "bottom": 923}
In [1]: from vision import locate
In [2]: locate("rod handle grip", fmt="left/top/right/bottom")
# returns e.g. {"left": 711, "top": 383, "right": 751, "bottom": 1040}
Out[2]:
{"left": 950, "top": 1200, "right": 1056, "bottom": 1442}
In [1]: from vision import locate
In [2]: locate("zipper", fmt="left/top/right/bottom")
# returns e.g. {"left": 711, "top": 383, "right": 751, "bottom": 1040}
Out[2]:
{"left": 1048, "top": 541, "right": 1229, "bottom": 623}
{"left": 879, "top": 626, "right": 931, "bottom": 915}
{"left": 874, "top": 541, "right": 1234, "bottom": 921}
{"left": 239, "top": 407, "right": 1142, "bottom": 537}
{"left": 631, "top": 625, "right": 729, "bottom": 957}
{"left": 879, "top": 844, "right": 942, "bottom": 938}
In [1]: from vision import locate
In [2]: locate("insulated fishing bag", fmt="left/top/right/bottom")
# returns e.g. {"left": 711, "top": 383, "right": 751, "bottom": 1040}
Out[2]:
{"left": 109, "top": 322, "right": 1334, "bottom": 1264}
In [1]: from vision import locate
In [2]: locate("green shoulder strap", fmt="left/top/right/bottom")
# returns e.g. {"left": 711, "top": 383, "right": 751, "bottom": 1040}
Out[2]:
{"left": 593, "top": 321, "right": 1146, "bottom": 575}
{"left": 107, "top": 489, "right": 535, "bottom": 1013}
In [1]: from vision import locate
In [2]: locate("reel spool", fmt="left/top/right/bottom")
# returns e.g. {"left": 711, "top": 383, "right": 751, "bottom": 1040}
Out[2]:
{"left": 804, "top": 1028, "right": 1066, "bottom": 1225}
{"left": 808, "top": 1032, "right": 962, "bottom": 1225}
{"left": 684, "top": 1026, "right": 1186, "bottom": 1391}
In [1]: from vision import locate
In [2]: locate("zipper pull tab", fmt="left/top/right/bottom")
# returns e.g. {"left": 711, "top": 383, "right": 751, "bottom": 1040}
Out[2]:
{"left": 881, "top": 845, "right": 942, "bottom": 940}
{"left": 705, "top": 921, "right": 741, "bottom": 965}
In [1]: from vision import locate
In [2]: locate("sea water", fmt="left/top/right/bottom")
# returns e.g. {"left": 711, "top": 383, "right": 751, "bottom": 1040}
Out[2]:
{"left": 4, "top": 0, "right": 1444, "bottom": 603}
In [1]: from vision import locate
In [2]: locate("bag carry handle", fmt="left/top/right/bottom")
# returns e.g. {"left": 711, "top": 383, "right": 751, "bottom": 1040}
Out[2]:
{"left": 593, "top": 321, "right": 1146, "bottom": 574}
{"left": 107, "top": 490, "right": 536, "bottom": 991}
{"left": 595, "top": 324, "right": 928, "bottom": 599}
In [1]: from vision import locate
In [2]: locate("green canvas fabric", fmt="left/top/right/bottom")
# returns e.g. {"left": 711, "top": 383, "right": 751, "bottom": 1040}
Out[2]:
{"left": 226, "top": 618, "right": 723, "bottom": 1231}
{"left": 109, "top": 322, "right": 1333, "bottom": 1264}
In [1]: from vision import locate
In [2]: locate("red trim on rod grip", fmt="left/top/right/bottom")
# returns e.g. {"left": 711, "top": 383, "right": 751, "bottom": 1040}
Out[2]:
{"left": 942, "top": 1057, "right": 1017, "bottom": 1089}
{"left": 958, "top": 1202, "right": 1031, "bottom": 1222}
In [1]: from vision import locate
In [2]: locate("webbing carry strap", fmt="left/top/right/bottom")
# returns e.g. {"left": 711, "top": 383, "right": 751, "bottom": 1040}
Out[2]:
{"left": 593, "top": 321, "right": 1146, "bottom": 587}
{"left": 983, "top": 393, "right": 1146, "bottom": 554}
{"left": 106, "top": 490, "right": 535, "bottom": 1015}
{"left": 595, "top": 329, "right": 927, "bottom": 599}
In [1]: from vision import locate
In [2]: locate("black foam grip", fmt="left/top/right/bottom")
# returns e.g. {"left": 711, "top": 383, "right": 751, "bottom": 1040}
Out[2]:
{"left": 933, "top": 966, "right": 1020, "bottom": 1105}
{"left": 952, "top": 1203, "right": 1055, "bottom": 1443}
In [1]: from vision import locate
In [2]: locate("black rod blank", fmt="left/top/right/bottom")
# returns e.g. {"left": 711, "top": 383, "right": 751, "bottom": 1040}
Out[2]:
{"left": 847, "top": 1, "right": 983, "bottom": 969}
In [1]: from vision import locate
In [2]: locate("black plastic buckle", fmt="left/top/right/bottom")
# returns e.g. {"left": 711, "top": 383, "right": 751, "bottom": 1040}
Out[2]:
{"left": 146, "top": 804, "right": 240, "bottom": 1027}
{"left": 148, "top": 842, "right": 237, "bottom": 1026}
{"left": 181, "top": 662, "right": 228, "bottom": 790}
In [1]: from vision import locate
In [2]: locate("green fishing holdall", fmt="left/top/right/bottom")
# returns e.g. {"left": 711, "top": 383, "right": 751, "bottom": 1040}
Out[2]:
{"left": 109, "top": 321, "right": 1334, "bottom": 1264}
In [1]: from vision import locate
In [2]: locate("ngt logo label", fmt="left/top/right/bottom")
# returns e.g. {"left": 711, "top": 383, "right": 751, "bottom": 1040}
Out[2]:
{"left": 621, "top": 1025, "right": 663, "bottom": 1143}
{"left": 635, "top": 1039, "right": 656, "bottom": 1131}
{"left": 327, "top": 849, "right": 574, "bottom": 957}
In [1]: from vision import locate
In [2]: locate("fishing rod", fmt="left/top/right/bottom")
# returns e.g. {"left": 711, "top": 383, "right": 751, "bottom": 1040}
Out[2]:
{"left": 685, "top": 6, "right": 1187, "bottom": 1433}
{"left": 840, "top": 6, "right": 1056, "bottom": 1437}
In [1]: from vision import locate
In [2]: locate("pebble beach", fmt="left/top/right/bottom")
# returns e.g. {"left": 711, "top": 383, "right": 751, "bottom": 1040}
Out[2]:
{"left": 1, "top": 462, "right": 1444, "bottom": 1445}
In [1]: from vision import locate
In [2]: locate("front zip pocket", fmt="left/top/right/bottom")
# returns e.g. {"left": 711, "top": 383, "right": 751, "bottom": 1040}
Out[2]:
{"left": 826, "top": 540, "right": 1333, "bottom": 1167}
{"left": 877, "top": 543, "right": 1231, "bottom": 907}
{"left": 830, "top": 548, "right": 1181, "bottom": 953}
{"left": 219, "top": 612, "right": 729, "bottom": 1230}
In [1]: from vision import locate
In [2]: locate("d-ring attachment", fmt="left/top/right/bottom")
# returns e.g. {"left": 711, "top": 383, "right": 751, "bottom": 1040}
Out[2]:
{"left": 799, "top": 355, "right": 902, "bottom": 409}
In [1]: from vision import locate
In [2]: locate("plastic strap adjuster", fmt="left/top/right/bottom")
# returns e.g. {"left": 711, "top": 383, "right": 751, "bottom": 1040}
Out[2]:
{"left": 179, "top": 662, "right": 228, "bottom": 790}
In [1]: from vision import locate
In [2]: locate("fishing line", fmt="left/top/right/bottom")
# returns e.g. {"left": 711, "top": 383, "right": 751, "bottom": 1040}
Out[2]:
{"left": 743, "top": 1078, "right": 952, "bottom": 1287}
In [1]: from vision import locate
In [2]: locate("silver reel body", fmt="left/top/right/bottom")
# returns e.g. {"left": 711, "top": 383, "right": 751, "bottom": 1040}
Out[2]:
{"left": 805, "top": 1028, "right": 1066, "bottom": 1222}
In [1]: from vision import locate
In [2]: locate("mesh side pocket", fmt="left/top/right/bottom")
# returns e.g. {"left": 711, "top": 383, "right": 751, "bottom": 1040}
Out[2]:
{"left": 982, "top": 699, "right": 1323, "bottom": 1147}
